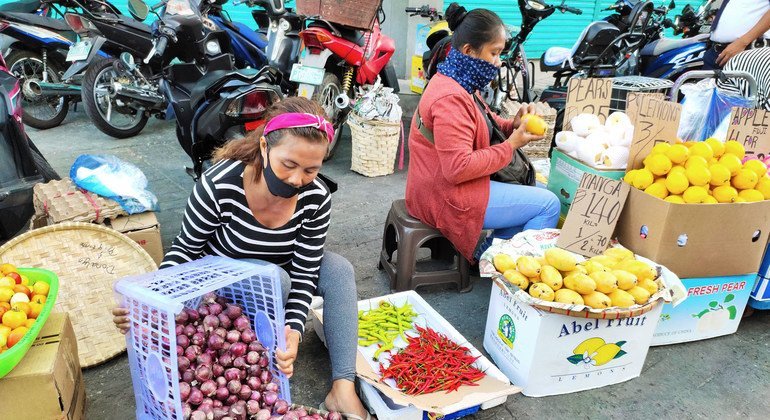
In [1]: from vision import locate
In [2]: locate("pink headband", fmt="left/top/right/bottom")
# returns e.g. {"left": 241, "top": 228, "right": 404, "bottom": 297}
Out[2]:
{"left": 263, "top": 113, "right": 335, "bottom": 143}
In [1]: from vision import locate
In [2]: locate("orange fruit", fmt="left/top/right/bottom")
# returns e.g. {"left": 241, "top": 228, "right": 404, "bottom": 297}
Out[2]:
{"left": 32, "top": 281, "right": 50, "bottom": 297}
{"left": 523, "top": 114, "right": 548, "bottom": 136}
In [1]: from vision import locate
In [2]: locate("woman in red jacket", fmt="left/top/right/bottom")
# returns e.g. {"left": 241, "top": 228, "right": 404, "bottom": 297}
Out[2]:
{"left": 406, "top": 3, "right": 560, "bottom": 262}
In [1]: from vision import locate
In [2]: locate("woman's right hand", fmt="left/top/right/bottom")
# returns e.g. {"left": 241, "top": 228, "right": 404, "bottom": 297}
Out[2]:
{"left": 506, "top": 118, "right": 544, "bottom": 149}
{"left": 112, "top": 307, "right": 130, "bottom": 335}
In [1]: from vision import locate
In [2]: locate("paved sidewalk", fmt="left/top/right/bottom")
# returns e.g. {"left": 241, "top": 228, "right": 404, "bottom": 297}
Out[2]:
{"left": 27, "top": 102, "right": 770, "bottom": 419}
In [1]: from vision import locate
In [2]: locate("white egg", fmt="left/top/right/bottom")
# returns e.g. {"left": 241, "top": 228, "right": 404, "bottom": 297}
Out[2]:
{"left": 570, "top": 113, "right": 601, "bottom": 137}
{"left": 555, "top": 131, "right": 579, "bottom": 153}
{"left": 601, "top": 146, "right": 630, "bottom": 169}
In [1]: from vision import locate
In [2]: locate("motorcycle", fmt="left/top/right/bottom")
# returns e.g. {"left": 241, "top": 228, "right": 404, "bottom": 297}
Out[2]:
{"left": 673, "top": 0, "right": 720, "bottom": 38}
{"left": 293, "top": 8, "right": 399, "bottom": 159}
{"left": 0, "top": 46, "right": 60, "bottom": 242}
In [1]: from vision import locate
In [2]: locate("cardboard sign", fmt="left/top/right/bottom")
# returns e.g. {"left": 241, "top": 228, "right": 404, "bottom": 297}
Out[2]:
{"left": 726, "top": 107, "right": 770, "bottom": 160}
{"left": 563, "top": 78, "right": 613, "bottom": 131}
{"left": 625, "top": 92, "right": 682, "bottom": 170}
{"left": 557, "top": 173, "right": 630, "bottom": 257}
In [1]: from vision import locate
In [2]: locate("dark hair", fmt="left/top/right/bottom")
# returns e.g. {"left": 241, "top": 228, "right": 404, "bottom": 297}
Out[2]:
{"left": 445, "top": 2, "right": 504, "bottom": 52}
{"left": 213, "top": 96, "right": 328, "bottom": 180}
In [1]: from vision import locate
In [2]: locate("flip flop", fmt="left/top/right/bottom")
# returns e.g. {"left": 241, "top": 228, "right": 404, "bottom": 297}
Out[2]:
{"left": 319, "top": 402, "right": 373, "bottom": 420}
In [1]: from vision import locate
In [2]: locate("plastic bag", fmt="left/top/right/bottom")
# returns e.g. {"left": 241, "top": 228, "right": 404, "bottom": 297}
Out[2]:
{"left": 678, "top": 79, "right": 755, "bottom": 141}
{"left": 70, "top": 154, "right": 159, "bottom": 214}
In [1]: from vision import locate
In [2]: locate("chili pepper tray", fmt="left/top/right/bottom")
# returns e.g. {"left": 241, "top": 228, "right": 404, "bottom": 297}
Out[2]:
{"left": 311, "top": 291, "right": 521, "bottom": 419}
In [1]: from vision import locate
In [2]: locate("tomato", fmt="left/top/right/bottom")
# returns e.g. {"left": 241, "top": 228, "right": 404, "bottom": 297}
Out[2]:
{"left": 0, "top": 263, "right": 16, "bottom": 276}
{"left": 6, "top": 272, "right": 21, "bottom": 285}
{"left": 31, "top": 295, "right": 46, "bottom": 305}
{"left": 0, "top": 287, "right": 13, "bottom": 303}
{"left": 24, "top": 318, "right": 35, "bottom": 328}
{"left": 7, "top": 326, "right": 28, "bottom": 348}
{"left": 2, "top": 308, "right": 27, "bottom": 329}
{"left": 28, "top": 302, "right": 43, "bottom": 319}
{"left": 32, "top": 281, "right": 49, "bottom": 297}
{"left": 0, "top": 306, "right": 7, "bottom": 321}
{"left": 12, "top": 302, "right": 31, "bottom": 318}
{"left": 0, "top": 277, "right": 14, "bottom": 288}
{"left": 12, "top": 284, "right": 31, "bottom": 298}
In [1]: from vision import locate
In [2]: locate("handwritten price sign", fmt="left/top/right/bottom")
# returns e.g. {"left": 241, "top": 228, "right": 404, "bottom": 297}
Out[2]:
{"left": 727, "top": 107, "right": 770, "bottom": 160}
{"left": 563, "top": 78, "right": 613, "bottom": 131}
{"left": 626, "top": 92, "right": 682, "bottom": 170}
{"left": 557, "top": 173, "right": 631, "bottom": 257}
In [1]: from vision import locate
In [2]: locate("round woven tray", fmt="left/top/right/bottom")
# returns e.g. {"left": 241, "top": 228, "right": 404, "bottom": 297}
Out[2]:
{"left": 0, "top": 222, "right": 158, "bottom": 367}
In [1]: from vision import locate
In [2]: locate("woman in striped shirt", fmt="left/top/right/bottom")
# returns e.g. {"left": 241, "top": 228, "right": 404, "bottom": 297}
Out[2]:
{"left": 113, "top": 97, "right": 368, "bottom": 419}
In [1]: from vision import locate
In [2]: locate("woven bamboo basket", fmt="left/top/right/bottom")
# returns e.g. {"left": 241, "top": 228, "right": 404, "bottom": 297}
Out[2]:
{"left": 499, "top": 100, "right": 556, "bottom": 158}
{"left": 296, "top": 0, "right": 381, "bottom": 29}
{"left": 0, "top": 222, "right": 158, "bottom": 367}
{"left": 348, "top": 111, "right": 401, "bottom": 177}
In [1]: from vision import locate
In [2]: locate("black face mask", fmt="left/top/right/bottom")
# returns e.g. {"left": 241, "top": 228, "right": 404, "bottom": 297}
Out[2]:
{"left": 263, "top": 147, "right": 300, "bottom": 198}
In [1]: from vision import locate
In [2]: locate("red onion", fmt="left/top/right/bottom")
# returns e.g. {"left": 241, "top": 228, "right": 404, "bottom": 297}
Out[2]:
{"left": 213, "top": 327, "right": 228, "bottom": 339}
{"left": 226, "top": 379, "right": 242, "bottom": 395}
{"left": 202, "top": 397, "right": 214, "bottom": 406}
{"left": 208, "top": 334, "right": 225, "bottom": 351}
{"left": 230, "top": 342, "right": 247, "bottom": 357}
{"left": 191, "top": 332, "right": 206, "bottom": 347}
{"left": 212, "top": 407, "right": 229, "bottom": 420}
{"left": 196, "top": 353, "right": 213, "bottom": 367}
{"left": 246, "top": 399, "right": 260, "bottom": 415}
{"left": 188, "top": 387, "right": 204, "bottom": 405}
{"left": 233, "top": 316, "right": 250, "bottom": 332}
{"left": 247, "top": 365, "right": 261, "bottom": 377}
{"left": 195, "top": 364, "right": 213, "bottom": 382}
{"left": 282, "top": 411, "right": 299, "bottom": 420}
{"left": 239, "top": 369, "right": 247, "bottom": 381}
{"left": 262, "top": 390, "right": 277, "bottom": 406}
{"left": 224, "top": 368, "right": 240, "bottom": 381}
{"left": 209, "top": 303, "right": 223, "bottom": 316}
{"left": 274, "top": 399, "right": 289, "bottom": 415}
{"left": 182, "top": 369, "right": 195, "bottom": 384}
{"left": 222, "top": 417, "right": 233, "bottom": 420}
{"left": 203, "top": 292, "right": 217, "bottom": 303}
{"left": 215, "top": 386, "right": 230, "bottom": 401}
{"left": 182, "top": 403, "right": 193, "bottom": 419}
{"left": 199, "top": 402, "right": 214, "bottom": 418}
{"left": 226, "top": 395, "right": 239, "bottom": 406}
{"left": 258, "top": 355, "right": 269, "bottom": 368}
{"left": 225, "top": 330, "right": 241, "bottom": 344}
{"left": 215, "top": 376, "right": 227, "bottom": 388}
{"left": 212, "top": 363, "right": 224, "bottom": 378}
{"left": 264, "top": 382, "right": 279, "bottom": 393}
{"left": 249, "top": 390, "right": 261, "bottom": 402}
{"left": 260, "top": 370, "right": 272, "bottom": 384}
{"left": 176, "top": 311, "right": 189, "bottom": 325}
{"left": 196, "top": 325, "right": 205, "bottom": 334}
{"left": 203, "top": 314, "right": 220, "bottom": 331}
{"left": 213, "top": 400, "right": 223, "bottom": 408}
{"left": 220, "top": 342, "right": 231, "bottom": 353}
{"left": 296, "top": 408, "right": 308, "bottom": 418}
{"left": 246, "top": 376, "right": 261, "bottom": 390}
{"left": 215, "top": 295, "right": 229, "bottom": 306}
{"left": 248, "top": 342, "right": 266, "bottom": 353}
{"left": 184, "top": 324, "right": 197, "bottom": 337}
{"left": 190, "top": 410, "right": 206, "bottom": 420}
{"left": 186, "top": 308, "right": 200, "bottom": 321}
{"left": 255, "top": 409, "right": 271, "bottom": 420}
{"left": 176, "top": 334, "right": 190, "bottom": 348}
{"left": 198, "top": 305, "right": 210, "bottom": 317}
{"left": 245, "top": 351, "right": 260, "bottom": 365}
{"left": 232, "top": 356, "right": 247, "bottom": 369}
{"left": 240, "top": 329, "right": 256, "bottom": 344}
{"left": 218, "top": 314, "right": 232, "bottom": 329}
{"left": 228, "top": 404, "right": 246, "bottom": 420}
{"left": 224, "top": 305, "right": 243, "bottom": 320}
{"left": 200, "top": 379, "right": 217, "bottom": 397}
{"left": 185, "top": 345, "right": 202, "bottom": 360}
{"left": 177, "top": 345, "right": 185, "bottom": 357}
{"left": 178, "top": 356, "right": 191, "bottom": 373}
{"left": 179, "top": 382, "right": 191, "bottom": 401}
{"left": 326, "top": 412, "right": 342, "bottom": 420}
{"left": 176, "top": 324, "right": 185, "bottom": 336}
{"left": 237, "top": 384, "right": 251, "bottom": 400}
{"left": 219, "top": 353, "right": 234, "bottom": 368}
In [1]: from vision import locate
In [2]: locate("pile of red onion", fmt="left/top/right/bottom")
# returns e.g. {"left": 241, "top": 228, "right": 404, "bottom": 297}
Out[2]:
{"left": 174, "top": 293, "right": 341, "bottom": 420}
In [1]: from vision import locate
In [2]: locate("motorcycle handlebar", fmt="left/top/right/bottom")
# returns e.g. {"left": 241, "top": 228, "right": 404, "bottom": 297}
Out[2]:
{"left": 558, "top": 5, "right": 582, "bottom": 15}
{"left": 155, "top": 36, "right": 169, "bottom": 58}
{"left": 404, "top": 7, "right": 420, "bottom": 13}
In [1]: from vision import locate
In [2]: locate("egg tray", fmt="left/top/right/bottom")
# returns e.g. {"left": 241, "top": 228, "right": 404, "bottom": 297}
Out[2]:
{"left": 33, "top": 178, "right": 127, "bottom": 225}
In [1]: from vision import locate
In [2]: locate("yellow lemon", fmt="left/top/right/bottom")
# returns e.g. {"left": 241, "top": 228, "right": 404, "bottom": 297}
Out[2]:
{"left": 651, "top": 142, "right": 671, "bottom": 154}
{"left": 645, "top": 153, "right": 673, "bottom": 176}
{"left": 733, "top": 168, "right": 759, "bottom": 190}
{"left": 623, "top": 169, "right": 638, "bottom": 185}
{"left": 665, "top": 143, "right": 690, "bottom": 164}
{"left": 724, "top": 140, "right": 746, "bottom": 159}
{"left": 554, "top": 288, "right": 584, "bottom": 305}
{"left": 712, "top": 185, "right": 738, "bottom": 203}
{"left": 703, "top": 195, "right": 718, "bottom": 204}
{"left": 756, "top": 176, "right": 770, "bottom": 199}
{"left": 664, "top": 172, "right": 689, "bottom": 195}
{"left": 669, "top": 165, "right": 686, "bottom": 176}
{"left": 738, "top": 189, "right": 764, "bottom": 202}
{"left": 689, "top": 142, "right": 714, "bottom": 160}
{"left": 708, "top": 163, "right": 732, "bottom": 187}
{"left": 683, "top": 186, "right": 709, "bottom": 203}
{"left": 719, "top": 153, "right": 743, "bottom": 176}
{"left": 704, "top": 137, "right": 725, "bottom": 158}
{"left": 664, "top": 195, "right": 685, "bottom": 203}
{"left": 644, "top": 182, "right": 669, "bottom": 199}
{"left": 632, "top": 168, "right": 654, "bottom": 190}
{"left": 685, "top": 155, "right": 709, "bottom": 169}
{"left": 744, "top": 159, "right": 768, "bottom": 178}
{"left": 685, "top": 164, "right": 711, "bottom": 187}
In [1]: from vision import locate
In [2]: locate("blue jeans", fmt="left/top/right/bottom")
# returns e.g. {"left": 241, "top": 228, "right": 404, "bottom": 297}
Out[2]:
{"left": 478, "top": 181, "right": 560, "bottom": 254}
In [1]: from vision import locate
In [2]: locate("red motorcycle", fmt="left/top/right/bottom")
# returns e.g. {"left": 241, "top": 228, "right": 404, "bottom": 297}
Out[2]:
{"left": 293, "top": 11, "right": 399, "bottom": 159}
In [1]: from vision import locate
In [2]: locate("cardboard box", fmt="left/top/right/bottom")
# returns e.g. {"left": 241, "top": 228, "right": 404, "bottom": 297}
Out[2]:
{"left": 652, "top": 273, "right": 755, "bottom": 345}
{"left": 616, "top": 187, "right": 770, "bottom": 278}
{"left": 107, "top": 212, "right": 164, "bottom": 265}
{"left": 0, "top": 313, "right": 85, "bottom": 420}
{"left": 484, "top": 279, "right": 663, "bottom": 397}
{"left": 547, "top": 149, "right": 626, "bottom": 219}
{"left": 311, "top": 291, "right": 519, "bottom": 418}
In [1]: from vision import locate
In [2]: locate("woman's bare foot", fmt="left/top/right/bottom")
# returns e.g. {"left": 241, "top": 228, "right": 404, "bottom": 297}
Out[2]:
{"left": 324, "top": 379, "right": 370, "bottom": 419}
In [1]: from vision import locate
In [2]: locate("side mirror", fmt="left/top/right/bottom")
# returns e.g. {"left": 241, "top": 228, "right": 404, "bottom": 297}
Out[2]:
{"left": 120, "top": 52, "right": 136, "bottom": 71}
{"left": 668, "top": 1, "right": 676, "bottom": 9}
{"left": 128, "top": 0, "right": 150, "bottom": 21}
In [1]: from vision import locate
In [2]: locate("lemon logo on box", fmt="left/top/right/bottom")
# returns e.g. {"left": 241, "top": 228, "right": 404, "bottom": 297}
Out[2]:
{"left": 566, "top": 337, "right": 627, "bottom": 367}
{"left": 497, "top": 314, "right": 516, "bottom": 348}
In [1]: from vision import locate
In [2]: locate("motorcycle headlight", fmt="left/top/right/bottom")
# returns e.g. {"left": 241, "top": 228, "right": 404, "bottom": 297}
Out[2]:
{"left": 205, "top": 40, "right": 221, "bottom": 56}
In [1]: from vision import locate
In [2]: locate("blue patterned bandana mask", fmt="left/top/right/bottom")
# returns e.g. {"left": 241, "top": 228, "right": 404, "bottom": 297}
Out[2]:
{"left": 437, "top": 48, "right": 499, "bottom": 93}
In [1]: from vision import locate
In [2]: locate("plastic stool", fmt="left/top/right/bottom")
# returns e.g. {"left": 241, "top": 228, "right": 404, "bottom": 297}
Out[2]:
{"left": 378, "top": 200, "right": 472, "bottom": 293}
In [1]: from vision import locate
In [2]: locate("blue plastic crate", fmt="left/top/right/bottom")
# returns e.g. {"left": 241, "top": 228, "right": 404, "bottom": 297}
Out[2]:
{"left": 114, "top": 256, "right": 290, "bottom": 420}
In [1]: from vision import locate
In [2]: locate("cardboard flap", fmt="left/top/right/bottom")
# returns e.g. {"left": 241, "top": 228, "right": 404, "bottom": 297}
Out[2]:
{"left": 563, "top": 78, "right": 613, "bottom": 131}
{"left": 108, "top": 212, "right": 159, "bottom": 233}
{"left": 625, "top": 93, "right": 682, "bottom": 170}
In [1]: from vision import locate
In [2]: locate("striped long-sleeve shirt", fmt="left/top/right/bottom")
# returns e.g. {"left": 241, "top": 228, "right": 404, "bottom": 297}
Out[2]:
{"left": 160, "top": 159, "right": 332, "bottom": 334}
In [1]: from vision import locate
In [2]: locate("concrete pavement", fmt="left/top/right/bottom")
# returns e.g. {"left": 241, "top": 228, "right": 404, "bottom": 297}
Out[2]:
{"left": 26, "top": 98, "right": 770, "bottom": 419}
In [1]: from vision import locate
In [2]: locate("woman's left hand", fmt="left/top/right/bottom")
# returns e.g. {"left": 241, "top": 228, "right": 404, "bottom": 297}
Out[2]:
{"left": 512, "top": 103, "right": 539, "bottom": 128}
{"left": 275, "top": 325, "right": 302, "bottom": 378}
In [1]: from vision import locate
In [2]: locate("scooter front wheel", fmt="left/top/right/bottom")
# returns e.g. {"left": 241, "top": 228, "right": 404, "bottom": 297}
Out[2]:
{"left": 6, "top": 50, "right": 69, "bottom": 130}
{"left": 81, "top": 58, "right": 149, "bottom": 139}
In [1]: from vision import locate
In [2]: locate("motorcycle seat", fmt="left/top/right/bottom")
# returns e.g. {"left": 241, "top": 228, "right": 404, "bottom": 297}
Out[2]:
{"left": 541, "top": 21, "right": 620, "bottom": 71}
{"left": 189, "top": 68, "right": 263, "bottom": 108}
{"left": 641, "top": 33, "right": 709, "bottom": 56}
{"left": 0, "top": 11, "right": 72, "bottom": 33}
{"left": 308, "top": 21, "right": 365, "bottom": 47}
{"left": 0, "top": 0, "right": 43, "bottom": 13}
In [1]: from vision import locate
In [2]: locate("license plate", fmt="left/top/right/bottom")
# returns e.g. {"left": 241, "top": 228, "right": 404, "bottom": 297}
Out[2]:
{"left": 289, "top": 63, "right": 325, "bottom": 86}
{"left": 66, "top": 40, "right": 92, "bottom": 62}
